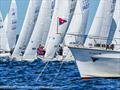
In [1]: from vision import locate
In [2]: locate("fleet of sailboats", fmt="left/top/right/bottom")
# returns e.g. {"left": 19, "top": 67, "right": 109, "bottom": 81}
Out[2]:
{"left": 23, "top": 0, "right": 55, "bottom": 61}
{"left": 12, "top": 0, "right": 42, "bottom": 59}
{"left": 0, "top": 0, "right": 120, "bottom": 78}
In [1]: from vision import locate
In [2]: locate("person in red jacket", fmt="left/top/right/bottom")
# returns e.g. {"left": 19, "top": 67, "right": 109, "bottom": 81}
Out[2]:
{"left": 37, "top": 44, "right": 45, "bottom": 56}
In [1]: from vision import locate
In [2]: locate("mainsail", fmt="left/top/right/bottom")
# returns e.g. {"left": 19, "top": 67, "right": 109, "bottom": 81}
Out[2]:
{"left": 41, "top": 0, "right": 56, "bottom": 45}
{"left": 111, "top": 0, "right": 120, "bottom": 50}
{"left": 5, "top": 0, "right": 17, "bottom": 49}
{"left": 65, "top": 0, "right": 89, "bottom": 46}
{"left": 84, "top": 0, "right": 116, "bottom": 47}
{"left": 23, "top": 0, "right": 55, "bottom": 60}
{"left": 0, "top": 11, "right": 10, "bottom": 51}
{"left": 44, "top": 0, "right": 77, "bottom": 59}
{"left": 12, "top": 0, "right": 42, "bottom": 57}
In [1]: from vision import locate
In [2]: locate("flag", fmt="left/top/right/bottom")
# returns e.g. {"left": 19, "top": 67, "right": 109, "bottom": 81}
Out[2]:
{"left": 58, "top": 17, "right": 67, "bottom": 25}
{"left": 56, "top": 17, "right": 67, "bottom": 33}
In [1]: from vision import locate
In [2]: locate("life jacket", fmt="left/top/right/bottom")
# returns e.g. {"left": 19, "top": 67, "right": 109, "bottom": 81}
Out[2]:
{"left": 37, "top": 47, "right": 45, "bottom": 55}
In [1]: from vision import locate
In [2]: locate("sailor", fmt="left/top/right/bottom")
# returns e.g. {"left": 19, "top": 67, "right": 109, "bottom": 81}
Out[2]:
{"left": 20, "top": 46, "right": 25, "bottom": 56}
{"left": 57, "top": 45, "right": 63, "bottom": 56}
{"left": 10, "top": 48, "right": 14, "bottom": 55}
{"left": 37, "top": 44, "right": 45, "bottom": 56}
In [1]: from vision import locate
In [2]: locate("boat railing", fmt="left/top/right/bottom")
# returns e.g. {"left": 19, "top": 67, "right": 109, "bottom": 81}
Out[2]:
{"left": 65, "top": 33, "right": 120, "bottom": 50}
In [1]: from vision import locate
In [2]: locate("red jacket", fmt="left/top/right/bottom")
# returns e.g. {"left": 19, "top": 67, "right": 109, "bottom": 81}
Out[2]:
{"left": 37, "top": 48, "right": 45, "bottom": 55}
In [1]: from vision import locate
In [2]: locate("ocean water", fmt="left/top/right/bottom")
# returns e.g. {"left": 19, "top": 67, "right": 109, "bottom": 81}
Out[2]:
{"left": 0, "top": 58, "right": 119, "bottom": 90}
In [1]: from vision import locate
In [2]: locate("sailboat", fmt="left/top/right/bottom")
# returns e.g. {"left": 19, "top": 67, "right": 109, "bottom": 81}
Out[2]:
{"left": 22, "top": 0, "right": 55, "bottom": 61}
{"left": 43, "top": 0, "right": 77, "bottom": 61}
{"left": 12, "top": 0, "right": 42, "bottom": 60}
{"left": 5, "top": 0, "right": 17, "bottom": 50}
{"left": 68, "top": 0, "right": 120, "bottom": 78}
{"left": 0, "top": 11, "right": 10, "bottom": 57}
{"left": 64, "top": 0, "right": 89, "bottom": 61}
{"left": 108, "top": 0, "right": 120, "bottom": 51}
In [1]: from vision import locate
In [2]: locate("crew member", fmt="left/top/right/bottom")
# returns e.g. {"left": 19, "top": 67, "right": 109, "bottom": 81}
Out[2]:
{"left": 37, "top": 44, "right": 45, "bottom": 56}
{"left": 57, "top": 45, "right": 63, "bottom": 56}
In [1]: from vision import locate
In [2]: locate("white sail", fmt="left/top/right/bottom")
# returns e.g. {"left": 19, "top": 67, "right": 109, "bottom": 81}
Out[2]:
{"left": 111, "top": 0, "right": 120, "bottom": 50}
{"left": 23, "top": 0, "right": 55, "bottom": 60}
{"left": 44, "top": 0, "right": 77, "bottom": 59}
{"left": 5, "top": 0, "right": 17, "bottom": 49}
{"left": 12, "top": 0, "right": 42, "bottom": 57}
{"left": 41, "top": 0, "right": 56, "bottom": 45}
{"left": 0, "top": 11, "right": 10, "bottom": 51}
{"left": 4, "top": 14, "right": 8, "bottom": 33}
{"left": 84, "top": 0, "right": 116, "bottom": 47}
{"left": 65, "top": 0, "right": 89, "bottom": 46}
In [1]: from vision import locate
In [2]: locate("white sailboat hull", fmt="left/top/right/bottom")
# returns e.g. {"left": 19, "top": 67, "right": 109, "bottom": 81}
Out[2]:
{"left": 69, "top": 47, "right": 120, "bottom": 78}
{"left": 0, "top": 53, "right": 10, "bottom": 57}
{"left": 37, "top": 55, "right": 74, "bottom": 62}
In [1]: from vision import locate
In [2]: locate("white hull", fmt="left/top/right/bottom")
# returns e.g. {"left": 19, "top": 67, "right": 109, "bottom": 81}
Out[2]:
{"left": 12, "top": 47, "right": 74, "bottom": 62}
{"left": 37, "top": 55, "right": 74, "bottom": 62}
{"left": 11, "top": 55, "right": 33, "bottom": 62}
{"left": 12, "top": 54, "right": 73, "bottom": 62}
{"left": 0, "top": 53, "right": 10, "bottom": 57}
{"left": 69, "top": 47, "right": 120, "bottom": 78}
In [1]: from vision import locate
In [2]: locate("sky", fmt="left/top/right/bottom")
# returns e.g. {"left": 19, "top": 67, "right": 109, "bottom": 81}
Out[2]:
{"left": 0, "top": 0, "right": 99, "bottom": 34}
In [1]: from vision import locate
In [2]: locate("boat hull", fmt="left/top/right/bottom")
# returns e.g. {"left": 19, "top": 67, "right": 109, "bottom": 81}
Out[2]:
{"left": 69, "top": 47, "right": 120, "bottom": 78}
{"left": 0, "top": 53, "right": 10, "bottom": 58}
{"left": 37, "top": 55, "right": 74, "bottom": 62}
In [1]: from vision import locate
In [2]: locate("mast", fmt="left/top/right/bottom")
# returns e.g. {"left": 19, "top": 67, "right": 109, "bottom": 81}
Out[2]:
{"left": 0, "top": 11, "right": 10, "bottom": 51}
{"left": 65, "top": 0, "right": 89, "bottom": 46}
{"left": 6, "top": 0, "right": 17, "bottom": 49}
{"left": 44, "top": 0, "right": 77, "bottom": 59}
{"left": 23, "top": 0, "right": 55, "bottom": 60}
{"left": 12, "top": 0, "right": 42, "bottom": 57}
{"left": 84, "top": 0, "right": 116, "bottom": 47}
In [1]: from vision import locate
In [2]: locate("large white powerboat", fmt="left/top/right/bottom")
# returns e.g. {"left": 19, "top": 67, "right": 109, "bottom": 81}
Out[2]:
{"left": 68, "top": 0, "right": 120, "bottom": 78}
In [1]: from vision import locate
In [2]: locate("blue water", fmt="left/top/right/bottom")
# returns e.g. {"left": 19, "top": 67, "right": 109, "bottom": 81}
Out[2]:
{"left": 0, "top": 58, "right": 119, "bottom": 90}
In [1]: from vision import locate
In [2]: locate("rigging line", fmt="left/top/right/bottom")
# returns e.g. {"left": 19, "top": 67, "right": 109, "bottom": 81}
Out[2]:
{"left": 50, "top": 49, "right": 69, "bottom": 86}
{"left": 50, "top": 59, "right": 64, "bottom": 87}
{"left": 35, "top": 61, "right": 49, "bottom": 82}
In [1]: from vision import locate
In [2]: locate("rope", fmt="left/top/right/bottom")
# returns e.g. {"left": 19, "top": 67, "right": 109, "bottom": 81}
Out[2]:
{"left": 35, "top": 46, "right": 69, "bottom": 83}
{"left": 50, "top": 59, "right": 64, "bottom": 86}
{"left": 35, "top": 61, "right": 49, "bottom": 82}
{"left": 50, "top": 50, "right": 70, "bottom": 86}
